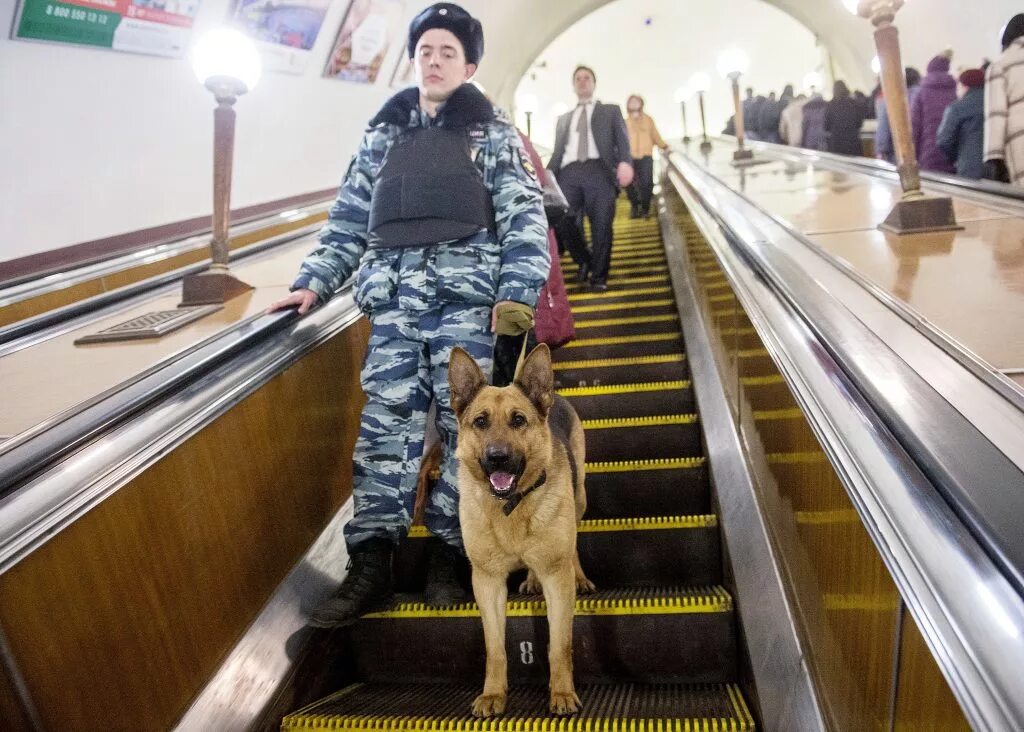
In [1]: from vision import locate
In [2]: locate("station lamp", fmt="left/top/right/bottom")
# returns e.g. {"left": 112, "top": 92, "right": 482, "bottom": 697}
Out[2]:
{"left": 182, "top": 29, "right": 262, "bottom": 306}
{"left": 687, "top": 71, "right": 713, "bottom": 154}
{"left": 717, "top": 47, "right": 753, "bottom": 164}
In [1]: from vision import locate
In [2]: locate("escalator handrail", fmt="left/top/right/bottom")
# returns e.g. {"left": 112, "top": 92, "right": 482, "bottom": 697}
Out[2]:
{"left": 0, "top": 220, "right": 323, "bottom": 350}
{"left": 667, "top": 152, "right": 1024, "bottom": 729}
{"left": 0, "top": 199, "right": 332, "bottom": 304}
{"left": 0, "top": 291, "right": 362, "bottom": 572}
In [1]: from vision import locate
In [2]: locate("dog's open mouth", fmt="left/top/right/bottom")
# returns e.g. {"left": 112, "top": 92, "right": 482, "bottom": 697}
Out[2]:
{"left": 487, "top": 471, "right": 519, "bottom": 498}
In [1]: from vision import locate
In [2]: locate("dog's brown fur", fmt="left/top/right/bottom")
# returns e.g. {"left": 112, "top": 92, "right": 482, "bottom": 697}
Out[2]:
{"left": 449, "top": 344, "right": 593, "bottom": 718}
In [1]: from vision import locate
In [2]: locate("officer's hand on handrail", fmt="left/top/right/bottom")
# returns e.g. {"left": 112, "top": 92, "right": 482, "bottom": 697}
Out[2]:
{"left": 617, "top": 162, "right": 635, "bottom": 188}
{"left": 266, "top": 289, "right": 319, "bottom": 316}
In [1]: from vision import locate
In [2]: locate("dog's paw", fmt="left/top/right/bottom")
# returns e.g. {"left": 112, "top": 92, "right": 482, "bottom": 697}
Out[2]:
{"left": 549, "top": 690, "right": 581, "bottom": 715}
{"left": 471, "top": 692, "right": 507, "bottom": 717}
{"left": 575, "top": 575, "right": 596, "bottom": 594}
{"left": 518, "top": 572, "right": 542, "bottom": 595}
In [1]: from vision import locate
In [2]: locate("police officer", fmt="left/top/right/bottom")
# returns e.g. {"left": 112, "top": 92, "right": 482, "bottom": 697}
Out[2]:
{"left": 268, "top": 2, "right": 549, "bottom": 626}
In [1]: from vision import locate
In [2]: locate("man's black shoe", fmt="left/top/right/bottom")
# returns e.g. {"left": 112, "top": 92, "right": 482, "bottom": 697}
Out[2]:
{"left": 589, "top": 280, "right": 608, "bottom": 292}
{"left": 630, "top": 204, "right": 640, "bottom": 219}
{"left": 309, "top": 538, "right": 393, "bottom": 628}
{"left": 424, "top": 538, "right": 468, "bottom": 606}
{"left": 575, "top": 263, "right": 591, "bottom": 284}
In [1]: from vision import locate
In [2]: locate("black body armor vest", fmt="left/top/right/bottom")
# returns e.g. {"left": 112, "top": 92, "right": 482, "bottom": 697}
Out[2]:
{"left": 367, "top": 126, "right": 495, "bottom": 248}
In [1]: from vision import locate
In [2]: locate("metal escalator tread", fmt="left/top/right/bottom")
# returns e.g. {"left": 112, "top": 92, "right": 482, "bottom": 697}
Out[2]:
{"left": 282, "top": 682, "right": 755, "bottom": 730}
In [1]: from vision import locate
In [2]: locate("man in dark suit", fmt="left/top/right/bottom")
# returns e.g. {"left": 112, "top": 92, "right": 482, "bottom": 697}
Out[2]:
{"left": 548, "top": 65, "right": 633, "bottom": 291}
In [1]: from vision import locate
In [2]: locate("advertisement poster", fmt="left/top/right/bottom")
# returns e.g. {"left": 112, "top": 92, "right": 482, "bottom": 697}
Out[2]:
{"left": 390, "top": 51, "right": 413, "bottom": 89}
{"left": 229, "top": 0, "right": 332, "bottom": 74}
{"left": 12, "top": 0, "right": 201, "bottom": 58}
{"left": 323, "top": 0, "right": 403, "bottom": 84}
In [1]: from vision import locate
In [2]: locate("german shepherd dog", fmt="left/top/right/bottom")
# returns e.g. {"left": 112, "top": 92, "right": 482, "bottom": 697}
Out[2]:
{"left": 448, "top": 344, "right": 594, "bottom": 718}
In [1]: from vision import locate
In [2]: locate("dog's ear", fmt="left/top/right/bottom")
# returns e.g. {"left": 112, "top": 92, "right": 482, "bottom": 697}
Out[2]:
{"left": 515, "top": 344, "right": 554, "bottom": 418}
{"left": 448, "top": 347, "right": 487, "bottom": 418}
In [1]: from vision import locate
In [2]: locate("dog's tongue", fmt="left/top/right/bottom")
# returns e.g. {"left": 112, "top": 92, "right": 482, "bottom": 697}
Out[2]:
{"left": 489, "top": 472, "right": 516, "bottom": 493}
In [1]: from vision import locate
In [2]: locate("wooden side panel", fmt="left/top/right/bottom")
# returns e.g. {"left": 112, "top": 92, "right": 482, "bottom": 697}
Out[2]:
{"left": 894, "top": 611, "right": 971, "bottom": 731}
{"left": 0, "top": 280, "right": 106, "bottom": 327}
{"left": 0, "top": 319, "right": 368, "bottom": 730}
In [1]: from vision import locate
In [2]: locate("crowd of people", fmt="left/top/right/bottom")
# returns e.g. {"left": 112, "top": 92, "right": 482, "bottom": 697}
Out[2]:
{"left": 726, "top": 12, "right": 1024, "bottom": 184}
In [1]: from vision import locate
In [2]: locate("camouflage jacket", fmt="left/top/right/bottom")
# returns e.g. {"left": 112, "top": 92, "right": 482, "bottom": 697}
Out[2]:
{"left": 292, "top": 84, "right": 550, "bottom": 314}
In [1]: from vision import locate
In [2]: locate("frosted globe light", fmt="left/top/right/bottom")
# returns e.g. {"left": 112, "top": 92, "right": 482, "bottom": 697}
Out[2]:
{"left": 803, "top": 71, "right": 823, "bottom": 92}
{"left": 673, "top": 85, "right": 690, "bottom": 104}
{"left": 192, "top": 29, "right": 262, "bottom": 94}
{"left": 516, "top": 92, "right": 539, "bottom": 115}
{"left": 717, "top": 48, "right": 750, "bottom": 78}
{"left": 871, "top": 55, "right": 881, "bottom": 74}
{"left": 842, "top": 0, "right": 860, "bottom": 14}
{"left": 689, "top": 71, "right": 712, "bottom": 94}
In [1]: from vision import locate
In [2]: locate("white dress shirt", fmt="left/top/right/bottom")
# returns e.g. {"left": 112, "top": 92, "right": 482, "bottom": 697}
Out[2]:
{"left": 561, "top": 99, "right": 601, "bottom": 167}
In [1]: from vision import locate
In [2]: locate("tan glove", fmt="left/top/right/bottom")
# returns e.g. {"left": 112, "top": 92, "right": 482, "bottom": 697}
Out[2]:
{"left": 494, "top": 302, "right": 535, "bottom": 336}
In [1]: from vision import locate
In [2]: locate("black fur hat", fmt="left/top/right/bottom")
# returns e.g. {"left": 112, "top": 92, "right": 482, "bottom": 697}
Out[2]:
{"left": 407, "top": 3, "right": 484, "bottom": 65}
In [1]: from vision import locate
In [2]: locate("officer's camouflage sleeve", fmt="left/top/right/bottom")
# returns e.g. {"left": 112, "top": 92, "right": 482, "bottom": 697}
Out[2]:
{"left": 291, "top": 130, "right": 380, "bottom": 302}
{"left": 491, "top": 123, "right": 550, "bottom": 308}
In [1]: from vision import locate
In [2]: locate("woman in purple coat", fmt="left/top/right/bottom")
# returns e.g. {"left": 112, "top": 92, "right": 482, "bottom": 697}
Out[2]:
{"left": 912, "top": 51, "right": 957, "bottom": 173}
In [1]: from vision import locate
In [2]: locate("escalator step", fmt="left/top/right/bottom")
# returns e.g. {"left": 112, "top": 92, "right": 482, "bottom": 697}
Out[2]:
{"left": 573, "top": 314, "right": 680, "bottom": 337}
{"left": 559, "top": 380, "right": 694, "bottom": 419}
{"left": 283, "top": 682, "right": 755, "bottom": 730}
{"left": 571, "top": 299, "right": 675, "bottom": 316}
{"left": 582, "top": 414, "right": 702, "bottom": 460}
{"left": 553, "top": 353, "right": 687, "bottom": 386}
{"left": 397, "top": 515, "right": 721, "bottom": 591}
{"left": 346, "top": 587, "right": 736, "bottom": 684}
{"left": 585, "top": 457, "right": 709, "bottom": 517}
{"left": 566, "top": 285, "right": 673, "bottom": 303}
{"left": 554, "top": 333, "right": 684, "bottom": 361}
{"left": 564, "top": 273, "right": 670, "bottom": 291}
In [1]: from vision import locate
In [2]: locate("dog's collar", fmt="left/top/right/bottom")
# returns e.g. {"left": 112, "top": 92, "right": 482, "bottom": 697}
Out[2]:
{"left": 501, "top": 471, "right": 546, "bottom": 516}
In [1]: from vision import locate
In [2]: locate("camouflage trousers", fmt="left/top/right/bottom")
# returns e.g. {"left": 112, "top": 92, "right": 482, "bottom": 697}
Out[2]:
{"left": 344, "top": 304, "right": 494, "bottom": 552}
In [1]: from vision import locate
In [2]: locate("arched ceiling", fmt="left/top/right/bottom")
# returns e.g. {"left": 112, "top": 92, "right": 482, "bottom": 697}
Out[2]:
{"left": 460, "top": 0, "right": 875, "bottom": 107}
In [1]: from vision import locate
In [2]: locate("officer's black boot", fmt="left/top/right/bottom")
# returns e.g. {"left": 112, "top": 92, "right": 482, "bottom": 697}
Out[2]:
{"left": 308, "top": 538, "right": 393, "bottom": 628}
{"left": 630, "top": 202, "right": 640, "bottom": 219}
{"left": 424, "top": 538, "right": 468, "bottom": 606}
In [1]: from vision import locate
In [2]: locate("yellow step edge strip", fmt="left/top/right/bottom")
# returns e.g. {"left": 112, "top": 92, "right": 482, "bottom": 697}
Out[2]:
{"left": 564, "top": 255, "right": 667, "bottom": 269}
{"left": 565, "top": 265, "right": 671, "bottom": 279}
{"left": 564, "top": 275, "right": 670, "bottom": 291}
{"left": 282, "top": 686, "right": 755, "bottom": 732}
{"left": 795, "top": 509, "right": 861, "bottom": 525}
{"left": 574, "top": 314, "right": 678, "bottom": 328}
{"left": 580, "top": 413, "right": 699, "bottom": 430}
{"left": 409, "top": 513, "right": 716, "bottom": 539}
{"left": 753, "top": 407, "right": 803, "bottom": 420}
{"left": 567, "top": 286, "right": 673, "bottom": 302}
{"left": 558, "top": 379, "right": 689, "bottom": 396}
{"left": 740, "top": 375, "right": 785, "bottom": 387}
{"left": 560, "top": 245, "right": 664, "bottom": 259}
{"left": 562, "top": 332, "right": 681, "bottom": 348}
{"left": 362, "top": 587, "right": 733, "bottom": 619}
{"left": 728, "top": 683, "right": 758, "bottom": 730}
{"left": 572, "top": 299, "right": 674, "bottom": 314}
{"left": 579, "top": 514, "right": 717, "bottom": 532}
{"left": 586, "top": 457, "right": 706, "bottom": 473}
{"left": 552, "top": 354, "right": 685, "bottom": 371}
{"left": 767, "top": 451, "right": 827, "bottom": 464}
